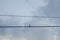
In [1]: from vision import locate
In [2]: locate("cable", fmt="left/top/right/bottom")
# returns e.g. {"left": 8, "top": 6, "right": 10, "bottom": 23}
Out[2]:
{"left": 0, "top": 15, "right": 60, "bottom": 28}
{"left": 0, "top": 26, "right": 60, "bottom": 28}
{"left": 0, "top": 15, "right": 60, "bottom": 18}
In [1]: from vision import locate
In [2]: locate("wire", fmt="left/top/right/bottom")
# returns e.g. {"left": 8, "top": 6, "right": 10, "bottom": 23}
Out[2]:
{"left": 0, "top": 15, "right": 60, "bottom": 18}
{"left": 0, "top": 15, "right": 60, "bottom": 28}
{"left": 0, "top": 26, "right": 60, "bottom": 28}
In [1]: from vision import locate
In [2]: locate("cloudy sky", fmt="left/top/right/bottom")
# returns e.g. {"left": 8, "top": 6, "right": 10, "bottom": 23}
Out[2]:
{"left": 0, "top": 0, "right": 60, "bottom": 26}
{"left": 0, "top": 0, "right": 60, "bottom": 40}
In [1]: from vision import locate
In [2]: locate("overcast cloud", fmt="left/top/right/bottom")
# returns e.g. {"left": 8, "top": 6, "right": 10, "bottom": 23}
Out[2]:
{"left": 0, "top": 0, "right": 60, "bottom": 40}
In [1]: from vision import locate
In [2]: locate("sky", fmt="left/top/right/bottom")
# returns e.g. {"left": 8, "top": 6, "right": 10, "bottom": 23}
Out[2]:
{"left": 0, "top": 0, "right": 59, "bottom": 26}
{"left": 0, "top": 0, "right": 60, "bottom": 40}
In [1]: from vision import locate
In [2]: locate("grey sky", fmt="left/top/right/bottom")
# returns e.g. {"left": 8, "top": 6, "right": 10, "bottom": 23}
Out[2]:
{"left": 0, "top": 0, "right": 59, "bottom": 26}
{"left": 0, "top": 0, "right": 60, "bottom": 40}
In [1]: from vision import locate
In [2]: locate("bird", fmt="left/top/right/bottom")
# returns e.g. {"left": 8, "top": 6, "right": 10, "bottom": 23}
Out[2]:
{"left": 29, "top": 24, "right": 31, "bottom": 27}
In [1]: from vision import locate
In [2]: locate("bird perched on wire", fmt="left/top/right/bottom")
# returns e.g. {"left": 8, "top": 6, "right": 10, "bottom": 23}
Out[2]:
{"left": 29, "top": 24, "right": 31, "bottom": 27}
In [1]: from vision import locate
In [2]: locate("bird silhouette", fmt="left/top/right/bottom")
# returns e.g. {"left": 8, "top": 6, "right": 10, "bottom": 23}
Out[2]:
{"left": 29, "top": 24, "right": 31, "bottom": 27}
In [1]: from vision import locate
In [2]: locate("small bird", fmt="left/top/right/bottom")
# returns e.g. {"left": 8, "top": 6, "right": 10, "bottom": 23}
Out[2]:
{"left": 29, "top": 24, "right": 31, "bottom": 27}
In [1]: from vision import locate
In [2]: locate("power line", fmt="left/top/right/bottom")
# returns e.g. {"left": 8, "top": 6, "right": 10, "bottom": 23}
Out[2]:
{"left": 0, "top": 15, "right": 60, "bottom": 18}
{"left": 0, "top": 26, "right": 60, "bottom": 28}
